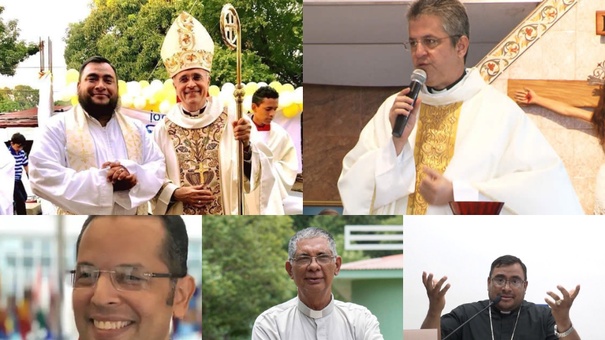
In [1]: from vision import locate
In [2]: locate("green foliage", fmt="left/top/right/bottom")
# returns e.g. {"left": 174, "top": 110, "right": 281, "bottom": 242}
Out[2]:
{"left": 0, "top": 6, "right": 40, "bottom": 76}
{"left": 0, "top": 85, "right": 39, "bottom": 112}
{"left": 202, "top": 216, "right": 297, "bottom": 340}
{"left": 64, "top": 0, "right": 301, "bottom": 86}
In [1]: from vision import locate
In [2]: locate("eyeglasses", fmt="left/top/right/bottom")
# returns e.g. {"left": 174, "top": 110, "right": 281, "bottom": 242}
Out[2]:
{"left": 69, "top": 265, "right": 184, "bottom": 291}
{"left": 491, "top": 276, "right": 525, "bottom": 288}
{"left": 289, "top": 255, "right": 336, "bottom": 266}
{"left": 404, "top": 35, "right": 461, "bottom": 51}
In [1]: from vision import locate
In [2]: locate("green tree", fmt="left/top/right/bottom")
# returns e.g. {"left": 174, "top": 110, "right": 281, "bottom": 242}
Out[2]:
{"left": 0, "top": 85, "right": 39, "bottom": 112}
{"left": 202, "top": 216, "right": 297, "bottom": 340}
{"left": 0, "top": 6, "right": 39, "bottom": 76}
{"left": 64, "top": 0, "right": 301, "bottom": 86}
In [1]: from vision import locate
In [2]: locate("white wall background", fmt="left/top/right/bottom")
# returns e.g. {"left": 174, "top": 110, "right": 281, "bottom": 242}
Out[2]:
{"left": 403, "top": 216, "right": 602, "bottom": 339}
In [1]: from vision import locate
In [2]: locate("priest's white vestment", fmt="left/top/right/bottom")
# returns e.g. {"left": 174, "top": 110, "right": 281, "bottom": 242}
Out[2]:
{"left": 29, "top": 106, "right": 166, "bottom": 215}
{"left": 338, "top": 68, "right": 583, "bottom": 215}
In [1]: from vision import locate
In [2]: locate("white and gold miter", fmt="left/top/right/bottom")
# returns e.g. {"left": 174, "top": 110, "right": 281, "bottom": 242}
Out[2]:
{"left": 161, "top": 11, "right": 214, "bottom": 78}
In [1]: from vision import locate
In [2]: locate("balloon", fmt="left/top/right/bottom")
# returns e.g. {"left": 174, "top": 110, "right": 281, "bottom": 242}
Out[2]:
{"left": 150, "top": 79, "right": 163, "bottom": 90}
{"left": 209, "top": 85, "right": 220, "bottom": 97}
{"left": 279, "top": 92, "right": 294, "bottom": 108}
{"left": 281, "top": 83, "right": 295, "bottom": 93}
{"left": 121, "top": 94, "right": 134, "bottom": 109}
{"left": 243, "top": 95, "right": 252, "bottom": 113}
{"left": 221, "top": 82, "right": 235, "bottom": 96}
{"left": 70, "top": 95, "right": 78, "bottom": 106}
{"left": 269, "top": 81, "right": 282, "bottom": 92}
{"left": 118, "top": 80, "right": 127, "bottom": 96}
{"left": 134, "top": 96, "right": 146, "bottom": 110}
{"left": 159, "top": 100, "right": 172, "bottom": 114}
{"left": 127, "top": 81, "right": 142, "bottom": 97}
{"left": 293, "top": 87, "right": 303, "bottom": 105}
{"left": 257, "top": 81, "right": 268, "bottom": 88}
{"left": 282, "top": 103, "right": 300, "bottom": 118}
{"left": 139, "top": 80, "right": 150, "bottom": 89}
{"left": 65, "top": 69, "right": 79, "bottom": 84}
{"left": 165, "top": 87, "right": 177, "bottom": 105}
{"left": 245, "top": 82, "right": 259, "bottom": 96}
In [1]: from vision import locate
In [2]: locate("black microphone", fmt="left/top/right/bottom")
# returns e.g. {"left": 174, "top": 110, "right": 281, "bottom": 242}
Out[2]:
{"left": 441, "top": 295, "right": 502, "bottom": 340}
{"left": 392, "top": 69, "right": 427, "bottom": 138}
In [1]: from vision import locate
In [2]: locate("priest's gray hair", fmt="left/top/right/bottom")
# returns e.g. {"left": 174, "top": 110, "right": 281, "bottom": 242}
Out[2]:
{"left": 288, "top": 227, "right": 338, "bottom": 259}
{"left": 407, "top": 0, "right": 470, "bottom": 61}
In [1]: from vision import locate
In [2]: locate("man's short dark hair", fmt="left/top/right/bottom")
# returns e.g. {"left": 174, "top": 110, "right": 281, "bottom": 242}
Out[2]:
{"left": 10, "top": 133, "right": 26, "bottom": 145}
{"left": 489, "top": 255, "right": 527, "bottom": 281}
{"left": 76, "top": 216, "right": 189, "bottom": 276}
{"left": 78, "top": 56, "right": 118, "bottom": 82}
{"left": 252, "top": 86, "right": 279, "bottom": 106}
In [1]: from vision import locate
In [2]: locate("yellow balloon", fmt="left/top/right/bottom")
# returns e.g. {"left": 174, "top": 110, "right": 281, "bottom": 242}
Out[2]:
{"left": 164, "top": 78, "right": 174, "bottom": 88}
{"left": 66, "top": 69, "right": 79, "bottom": 85}
{"left": 70, "top": 95, "right": 79, "bottom": 106}
{"left": 118, "top": 80, "right": 127, "bottom": 96}
{"left": 282, "top": 103, "right": 300, "bottom": 118}
{"left": 165, "top": 87, "right": 177, "bottom": 105}
{"left": 269, "top": 81, "right": 282, "bottom": 93}
{"left": 281, "top": 83, "right": 295, "bottom": 93}
{"left": 139, "top": 80, "right": 150, "bottom": 89}
{"left": 245, "top": 82, "right": 259, "bottom": 96}
{"left": 209, "top": 85, "right": 220, "bottom": 97}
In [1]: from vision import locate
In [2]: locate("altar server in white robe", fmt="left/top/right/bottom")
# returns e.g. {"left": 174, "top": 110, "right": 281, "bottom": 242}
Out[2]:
{"left": 0, "top": 144, "right": 15, "bottom": 214}
{"left": 338, "top": 0, "right": 582, "bottom": 215}
{"left": 29, "top": 56, "right": 166, "bottom": 215}
{"left": 245, "top": 86, "right": 299, "bottom": 214}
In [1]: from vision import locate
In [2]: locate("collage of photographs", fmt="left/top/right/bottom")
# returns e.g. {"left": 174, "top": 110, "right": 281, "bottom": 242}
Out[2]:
{"left": 0, "top": 0, "right": 601, "bottom": 339}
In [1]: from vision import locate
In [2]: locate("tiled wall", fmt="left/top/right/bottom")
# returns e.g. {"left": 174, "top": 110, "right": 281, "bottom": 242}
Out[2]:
{"left": 492, "top": 0, "right": 605, "bottom": 213}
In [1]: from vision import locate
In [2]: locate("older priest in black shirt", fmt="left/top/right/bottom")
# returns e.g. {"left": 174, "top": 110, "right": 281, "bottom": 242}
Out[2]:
{"left": 421, "top": 255, "right": 580, "bottom": 339}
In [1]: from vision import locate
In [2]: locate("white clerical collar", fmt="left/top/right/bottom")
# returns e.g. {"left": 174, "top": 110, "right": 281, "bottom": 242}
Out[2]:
{"left": 181, "top": 100, "right": 208, "bottom": 117}
{"left": 297, "top": 295, "right": 335, "bottom": 319}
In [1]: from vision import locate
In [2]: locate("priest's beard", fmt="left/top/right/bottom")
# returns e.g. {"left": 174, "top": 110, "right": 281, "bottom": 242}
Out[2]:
{"left": 78, "top": 91, "right": 119, "bottom": 120}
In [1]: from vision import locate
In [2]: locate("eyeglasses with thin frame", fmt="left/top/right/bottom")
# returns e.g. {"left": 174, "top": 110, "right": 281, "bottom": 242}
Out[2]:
{"left": 491, "top": 276, "right": 525, "bottom": 289}
{"left": 404, "top": 35, "right": 461, "bottom": 51}
{"left": 289, "top": 255, "right": 336, "bottom": 267}
{"left": 69, "top": 264, "right": 185, "bottom": 291}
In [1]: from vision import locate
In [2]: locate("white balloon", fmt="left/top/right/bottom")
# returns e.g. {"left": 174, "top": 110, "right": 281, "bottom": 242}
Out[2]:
{"left": 279, "top": 92, "right": 294, "bottom": 108}
{"left": 159, "top": 100, "right": 172, "bottom": 114}
{"left": 243, "top": 95, "right": 252, "bottom": 113}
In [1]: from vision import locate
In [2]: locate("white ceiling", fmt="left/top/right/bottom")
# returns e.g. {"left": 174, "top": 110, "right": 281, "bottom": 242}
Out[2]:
{"left": 303, "top": 0, "right": 541, "bottom": 86}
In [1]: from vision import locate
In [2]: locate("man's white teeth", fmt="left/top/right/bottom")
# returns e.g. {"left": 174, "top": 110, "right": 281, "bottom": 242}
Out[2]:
{"left": 93, "top": 320, "right": 131, "bottom": 330}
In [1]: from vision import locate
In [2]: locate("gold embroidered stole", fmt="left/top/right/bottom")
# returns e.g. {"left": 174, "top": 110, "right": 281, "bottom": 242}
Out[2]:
{"left": 406, "top": 102, "right": 462, "bottom": 215}
{"left": 62, "top": 105, "right": 144, "bottom": 215}
{"left": 167, "top": 110, "right": 227, "bottom": 215}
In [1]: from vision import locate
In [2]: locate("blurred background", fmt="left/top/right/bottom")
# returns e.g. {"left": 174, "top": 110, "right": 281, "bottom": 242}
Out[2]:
{"left": 0, "top": 215, "right": 202, "bottom": 339}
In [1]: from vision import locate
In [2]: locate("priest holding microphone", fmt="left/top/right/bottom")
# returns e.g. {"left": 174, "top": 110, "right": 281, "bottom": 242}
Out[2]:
{"left": 337, "top": 0, "right": 582, "bottom": 215}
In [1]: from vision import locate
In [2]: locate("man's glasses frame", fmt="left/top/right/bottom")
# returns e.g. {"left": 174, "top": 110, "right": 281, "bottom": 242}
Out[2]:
{"left": 404, "top": 35, "right": 461, "bottom": 51}
{"left": 68, "top": 265, "right": 185, "bottom": 291}
{"left": 289, "top": 255, "right": 336, "bottom": 267}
